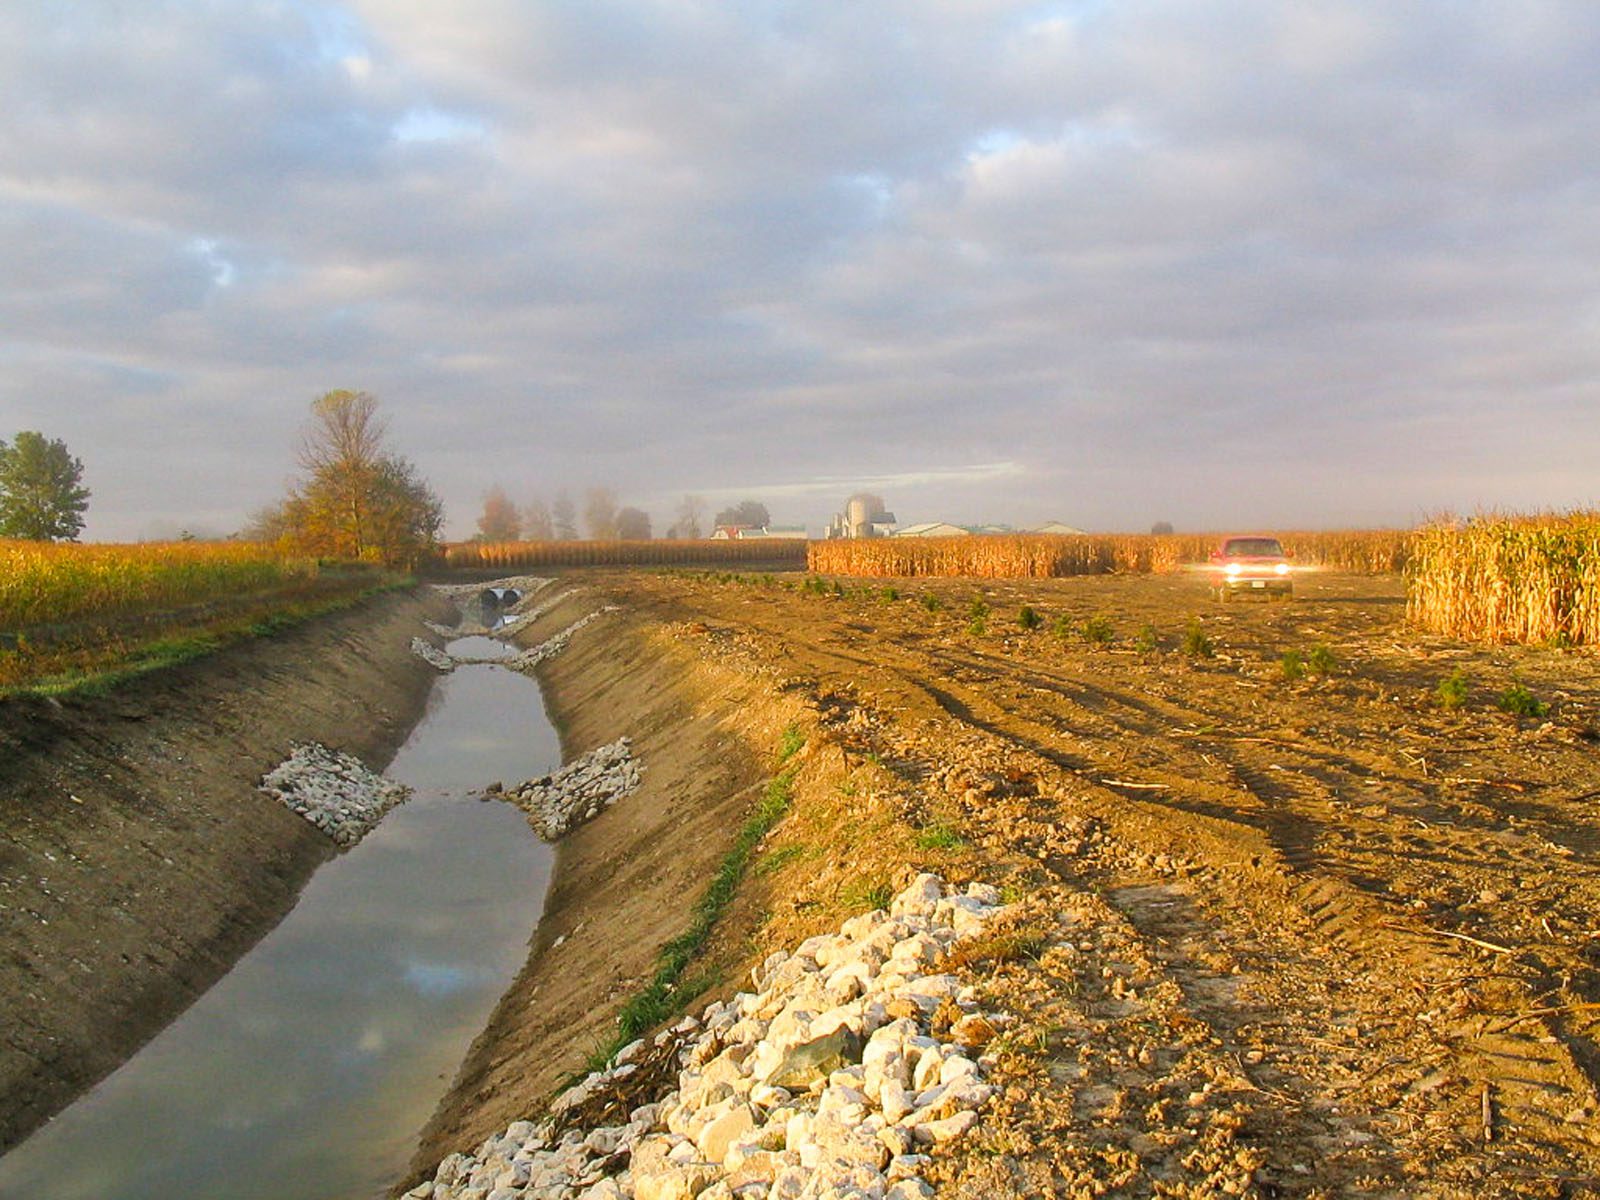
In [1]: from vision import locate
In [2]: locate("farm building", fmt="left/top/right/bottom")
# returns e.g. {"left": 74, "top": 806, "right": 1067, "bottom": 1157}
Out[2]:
{"left": 825, "top": 493, "right": 897, "bottom": 539}
{"left": 712, "top": 525, "right": 808, "bottom": 540}
{"left": 1032, "top": 521, "right": 1087, "bottom": 535}
{"left": 891, "top": 522, "right": 971, "bottom": 538}
{"left": 736, "top": 525, "right": 808, "bottom": 540}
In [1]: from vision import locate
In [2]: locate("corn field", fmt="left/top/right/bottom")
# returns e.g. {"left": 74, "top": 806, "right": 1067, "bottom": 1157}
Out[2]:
{"left": 445, "top": 539, "right": 809, "bottom": 570}
{"left": 807, "top": 531, "right": 1411, "bottom": 580}
{"left": 1406, "top": 513, "right": 1600, "bottom": 647}
{"left": 0, "top": 540, "right": 318, "bottom": 630}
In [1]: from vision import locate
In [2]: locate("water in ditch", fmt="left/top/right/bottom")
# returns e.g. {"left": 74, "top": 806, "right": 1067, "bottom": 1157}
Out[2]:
{"left": 0, "top": 637, "right": 557, "bottom": 1200}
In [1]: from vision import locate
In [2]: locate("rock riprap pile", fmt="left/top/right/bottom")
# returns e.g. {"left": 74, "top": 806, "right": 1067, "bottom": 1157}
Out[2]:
{"left": 407, "top": 874, "right": 1006, "bottom": 1200}
{"left": 502, "top": 737, "right": 642, "bottom": 840}
{"left": 259, "top": 743, "right": 411, "bottom": 848}
{"left": 511, "top": 608, "right": 618, "bottom": 673}
{"left": 413, "top": 636, "right": 455, "bottom": 671}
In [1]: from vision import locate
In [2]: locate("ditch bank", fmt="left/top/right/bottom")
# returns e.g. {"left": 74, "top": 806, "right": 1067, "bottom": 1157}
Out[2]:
{"left": 402, "top": 582, "right": 808, "bottom": 1186}
{"left": 0, "top": 587, "right": 450, "bottom": 1153}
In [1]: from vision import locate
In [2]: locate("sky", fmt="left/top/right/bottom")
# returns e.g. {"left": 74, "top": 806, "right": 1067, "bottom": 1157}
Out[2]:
{"left": 3, "top": 1, "right": 1598, "bottom": 541}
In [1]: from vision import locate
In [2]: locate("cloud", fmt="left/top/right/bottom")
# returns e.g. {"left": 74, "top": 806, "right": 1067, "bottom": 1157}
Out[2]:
{"left": 2, "top": 1, "right": 1599, "bottom": 538}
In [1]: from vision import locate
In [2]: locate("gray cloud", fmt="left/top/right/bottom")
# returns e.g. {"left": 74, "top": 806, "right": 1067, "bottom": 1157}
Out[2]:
{"left": 2, "top": 0, "right": 1597, "bottom": 539}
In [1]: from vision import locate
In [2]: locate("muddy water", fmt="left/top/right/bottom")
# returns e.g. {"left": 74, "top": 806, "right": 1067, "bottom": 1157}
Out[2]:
{"left": 0, "top": 641, "right": 557, "bottom": 1200}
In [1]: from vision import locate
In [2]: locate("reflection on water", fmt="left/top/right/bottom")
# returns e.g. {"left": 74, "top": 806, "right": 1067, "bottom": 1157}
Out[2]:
{"left": 0, "top": 651, "right": 559, "bottom": 1200}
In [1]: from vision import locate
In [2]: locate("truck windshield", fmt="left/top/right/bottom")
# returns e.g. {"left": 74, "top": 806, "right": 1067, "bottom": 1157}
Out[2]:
{"left": 1223, "top": 538, "right": 1284, "bottom": 557}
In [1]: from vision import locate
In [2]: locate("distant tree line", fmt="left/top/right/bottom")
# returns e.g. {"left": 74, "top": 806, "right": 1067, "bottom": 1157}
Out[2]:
{"left": 471, "top": 489, "right": 777, "bottom": 543}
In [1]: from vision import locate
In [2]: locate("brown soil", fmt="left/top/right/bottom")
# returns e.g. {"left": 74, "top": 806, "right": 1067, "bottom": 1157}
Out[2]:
{"left": 11, "top": 566, "right": 1600, "bottom": 1197}
{"left": 417, "top": 569, "right": 1600, "bottom": 1198}
{"left": 0, "top": 588, "right": 448, "bottom": 1153}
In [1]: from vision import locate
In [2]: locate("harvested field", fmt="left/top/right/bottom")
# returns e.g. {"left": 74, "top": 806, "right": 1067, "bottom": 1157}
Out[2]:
{"left": 557, "top": 567, "right": 1600, "bottom": 1197}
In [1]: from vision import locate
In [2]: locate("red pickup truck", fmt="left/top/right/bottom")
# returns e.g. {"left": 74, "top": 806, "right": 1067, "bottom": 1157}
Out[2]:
{"left": 1210, "top": 535, "right": 1293, "bottom": 602}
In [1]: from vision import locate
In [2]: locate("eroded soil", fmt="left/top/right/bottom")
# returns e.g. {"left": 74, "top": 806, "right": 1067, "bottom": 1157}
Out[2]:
{"left": 586, "top": 569, "right": 1600, "bottom": 1198}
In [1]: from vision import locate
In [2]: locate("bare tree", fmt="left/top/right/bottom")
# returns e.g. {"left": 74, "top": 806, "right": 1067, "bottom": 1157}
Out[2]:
{"left": 617, "top": 506, "right": 651, "bottom": 540}
{"left": 673, "top": 494, "right": 706, "bottom": 539}
{"left": 551, "top": 490, "right": 578, "bottom": 540}
{"left": 583, "top": 486, "right": 619, "bottom": 540}
{"left": 477, "top": 484, "right": 521, "bottom": 542}
{"left": 298, "top": 390, "right": 385, "bottom": 558}
{"left": 523, "top": 496, "right": 554, "bottom": 541}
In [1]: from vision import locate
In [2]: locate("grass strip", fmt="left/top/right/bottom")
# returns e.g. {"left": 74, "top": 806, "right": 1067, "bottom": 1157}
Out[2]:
{"left": 2, "top": 576, "right": 413, "bottom": 699}
{"left": 585, "top": 729, "right": 804, "bottom": 1071}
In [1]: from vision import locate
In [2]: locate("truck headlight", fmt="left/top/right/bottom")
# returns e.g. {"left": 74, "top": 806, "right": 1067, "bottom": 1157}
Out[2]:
{"left": 1275, "top": 562, "right": 1290, "bottom": 576}
{"left": 1224, "top": 563, "right": 1242, "bottom": 576}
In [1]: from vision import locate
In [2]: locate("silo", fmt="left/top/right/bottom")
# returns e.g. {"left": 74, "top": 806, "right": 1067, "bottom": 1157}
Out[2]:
{"left": 846, "top": 495, "right": 871, "bottom": 538}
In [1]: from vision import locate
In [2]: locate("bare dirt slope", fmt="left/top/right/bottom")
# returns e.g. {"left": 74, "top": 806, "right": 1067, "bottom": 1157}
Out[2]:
{"left": 541, "top": 569, "right": 1600, "bottom": 1198}
{"left": 0, "top": 588, "right": 447, "bottom": 1152}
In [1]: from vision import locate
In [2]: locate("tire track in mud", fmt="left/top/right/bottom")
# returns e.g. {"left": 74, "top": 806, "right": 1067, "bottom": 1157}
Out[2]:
{"left": 849, "top": 635, "right": 1600, "bottom": 1182}
{"left": 637, "top": 578, "right": 1600, "bottom": 1190}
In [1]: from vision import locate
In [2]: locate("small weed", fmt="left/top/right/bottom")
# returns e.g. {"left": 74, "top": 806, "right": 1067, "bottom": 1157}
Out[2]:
{"left": 840, "top": 878, "right": 894, "bottom": 913}
{"left": 915, "top": 821, "right": 966, "bottom": 851}
{"left": 1135, "top": 623, "right": 1160, "bottom": 653}
{"left": 881, "top": 586, "right": 900, "bottom": 602}
{"left": 968, "top": 595, "right": 990, "bottom": 621}
{"left": 775, "top": 724, "right": 805, "bottom": 764}
{"left": 998, "top": 880, "right": 1030, "bottom": 905}
{"left": 921, "top": 593, "right": 944, "bottom": 613}
{"left": 1050, "top": 614, "right": 1073, "bottom": 640}
{"left": 1182, "top": 620, "right": 1214, "bottom": 658}
{"left": 1497, "top": 682, "right": 1548, "bottom": 718}
{"left": 1307, "top": 644, "right": 1337, "bottom": 674}
{"left": 754, "top": 844, "right": 808, "bottom": 876}
{"left": 1018, "top": 606, "right": 1042, "bottom": 631}
{"left": 968, "top": 616, "right": 988, "bottom": 636}
{"left": 943, "top": 927, "right": 1048, "bottom": 969}
{"left": 1280, "top": 649, "right": 1305, "bottom": 681}
{"left": 1436, "top": 668, "right": 1469, "bottom": 710}
{"left": 1081, "top": 615, "right": 1114, "bottom": 645}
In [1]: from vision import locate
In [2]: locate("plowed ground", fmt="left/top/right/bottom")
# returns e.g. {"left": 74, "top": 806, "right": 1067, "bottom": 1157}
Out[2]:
{"left": 614, "top": 569, "right": 1600, "bottom": 1198}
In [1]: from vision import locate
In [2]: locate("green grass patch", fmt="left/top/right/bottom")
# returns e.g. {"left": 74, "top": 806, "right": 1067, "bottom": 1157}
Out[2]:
{"left": 1280, "top": 649, "right": 1306, "bottom": 681}
{"left": 840, "top": 878, "right": 894, "bottom": 913}
{"left": 754, "top": 844, "right": 811, "bottom": 876}
{"left": 1307, "top": 643, "right": 1338, "bottom": 674}
{"left": 914, "top": 821, "right": 966, "bottom": 851}
{"left": 4, "top": 577, "right": 412, "bottom": 699}
{"left": 775, "top": 724, "right": 805, "bottom": 765}
{"left": 591, "top": 747, "right": 802, "bottom": 1065}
